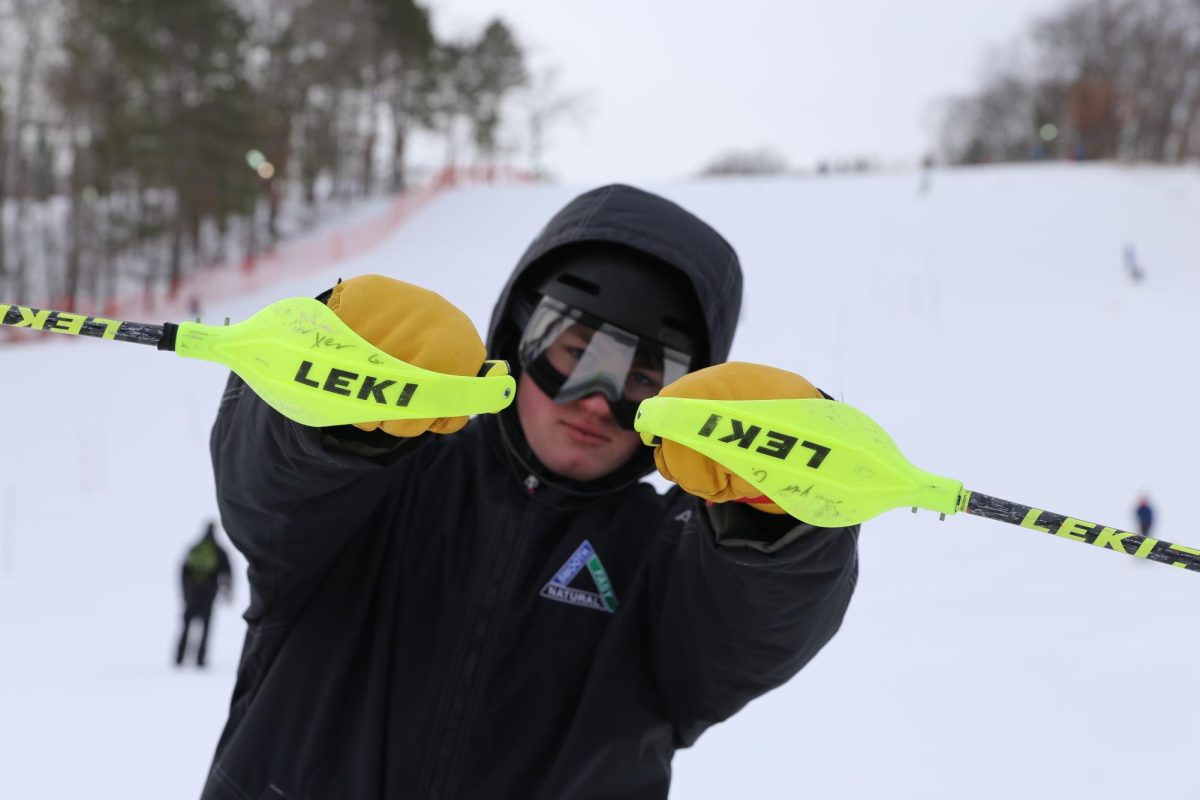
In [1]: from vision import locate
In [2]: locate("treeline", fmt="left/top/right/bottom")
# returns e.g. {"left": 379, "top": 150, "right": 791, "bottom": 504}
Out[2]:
{"left": 0, "top": 0, "right": 530, "bottom": 310}
{"left": 940, "top": 0, "right": 1200, "bottom": 165}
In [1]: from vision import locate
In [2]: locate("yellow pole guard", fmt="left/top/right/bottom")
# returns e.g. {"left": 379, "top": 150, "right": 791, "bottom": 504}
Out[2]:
{"left": 635, "top": 395, "right": 962, "bottom": 527}
{"left": 175, "top": 297, "right": 515, "bottom": 427}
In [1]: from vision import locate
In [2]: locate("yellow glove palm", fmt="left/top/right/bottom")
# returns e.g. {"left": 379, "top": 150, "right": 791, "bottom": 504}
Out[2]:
{"left": 327, "top": 275, "right": 486, "bottom": 437}
{"left": 653, "top": 362, "right": 823, "bottom": 514}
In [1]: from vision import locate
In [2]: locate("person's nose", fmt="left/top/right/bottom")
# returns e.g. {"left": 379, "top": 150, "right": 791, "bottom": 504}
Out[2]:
{"left": 575, "top": 392, "right": 615, "bottom": 420}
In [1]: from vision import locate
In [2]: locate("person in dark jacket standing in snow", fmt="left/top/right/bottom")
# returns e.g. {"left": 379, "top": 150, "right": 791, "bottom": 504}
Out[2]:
{"left": 202, "top": 184, "right": 859, "bottom": 799}
{"left": 1134, "top": 495, "right": 1155, "bottom": 538}
{"left": 176, "top": 521, "right": 232, "bottom": 668}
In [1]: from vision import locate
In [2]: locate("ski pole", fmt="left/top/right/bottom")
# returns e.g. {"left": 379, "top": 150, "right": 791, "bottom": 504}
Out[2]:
{"left": 0, "top": 299, "right": 515, "bottom": 427}
{"left": 958, "top": 491, "right": 1199, "bottom": 571}
{"left": 2, "top": 302, "right": 167, "bottom": 346}
{"left": 634, "top": 396, "right": 1200, "bottom": 574}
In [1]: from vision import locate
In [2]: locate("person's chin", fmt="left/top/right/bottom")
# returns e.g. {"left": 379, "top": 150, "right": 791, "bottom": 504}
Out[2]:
{"left": 549, "top": 450, "right": 606, "bottom": 481}
{"left": 544, "top": 441, "right": 613, "bottom": 481}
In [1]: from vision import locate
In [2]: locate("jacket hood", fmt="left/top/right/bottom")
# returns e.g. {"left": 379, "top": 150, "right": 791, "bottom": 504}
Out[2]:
{"left": 487, "top": 184, "right": 743, "bottom": 370}
{"left": 483, "top": 184, "right": 743, "bottom": 497}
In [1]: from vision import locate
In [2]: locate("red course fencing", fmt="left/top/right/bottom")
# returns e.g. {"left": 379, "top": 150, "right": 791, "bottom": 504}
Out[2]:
{"left": 3, "top": 165, "right": 533, "bottom": 344}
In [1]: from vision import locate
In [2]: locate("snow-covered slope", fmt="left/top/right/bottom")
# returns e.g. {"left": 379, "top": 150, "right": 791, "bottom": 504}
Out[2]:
{"left": 1, "top": 163, "right": 1196, "bottom": 799}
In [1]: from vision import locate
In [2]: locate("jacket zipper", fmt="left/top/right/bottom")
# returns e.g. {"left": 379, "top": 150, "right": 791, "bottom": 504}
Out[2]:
{"left": 422, "top": 500, "right": 526, "bottom": 799}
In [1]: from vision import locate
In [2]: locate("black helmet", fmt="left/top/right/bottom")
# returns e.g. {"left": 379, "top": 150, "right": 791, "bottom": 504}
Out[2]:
{"left": 515, "top": 242, "right": 706, "bottom": 359}
{"left": 511, "top": 242, "right": 707, "bottom": 429}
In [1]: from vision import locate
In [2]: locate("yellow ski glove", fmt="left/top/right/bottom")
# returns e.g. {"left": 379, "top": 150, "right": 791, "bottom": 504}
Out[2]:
{"left": 327, "top": 275, "right": 486, "bottom": 437}
{"left": 653, "top": 362, "right": 823, "bottom": 514}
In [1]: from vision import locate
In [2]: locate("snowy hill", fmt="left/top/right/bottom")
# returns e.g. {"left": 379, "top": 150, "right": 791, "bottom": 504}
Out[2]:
{"left": 1, "top": 163, "right": 1197, "bottom": 799}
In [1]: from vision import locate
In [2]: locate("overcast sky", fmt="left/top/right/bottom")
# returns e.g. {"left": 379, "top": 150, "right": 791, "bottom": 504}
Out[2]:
{"left": 427, "top": 0, "right": 1068, "bottom": 183}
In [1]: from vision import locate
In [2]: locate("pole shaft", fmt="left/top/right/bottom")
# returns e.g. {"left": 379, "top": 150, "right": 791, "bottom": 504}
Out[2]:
{"left": 1, "top": 303, "right": 164, "bottom": 347}
{"left": 963, "top": 490, "right": 1200, "bottom": 573}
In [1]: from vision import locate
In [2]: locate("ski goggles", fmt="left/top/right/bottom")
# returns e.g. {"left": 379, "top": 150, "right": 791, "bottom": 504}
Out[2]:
{"left": 517, "top": 296, "right": 693, "bottom": 429}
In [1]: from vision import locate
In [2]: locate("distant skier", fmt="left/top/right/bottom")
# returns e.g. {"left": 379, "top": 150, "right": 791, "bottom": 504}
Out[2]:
{"left": 1134, "top": 495, "right": 1155, "bottom": 539}
{"left": 1124, "top": 244, "right": 1145, "bottom": 283}
{"left": 918, "top": 154, "right": 934, "bottom": 196}
{"left": 175, "top": 521, "right": 231, "bottom": 668}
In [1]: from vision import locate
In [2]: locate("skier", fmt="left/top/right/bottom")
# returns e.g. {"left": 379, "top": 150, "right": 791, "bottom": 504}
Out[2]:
{"left": 202, "top": 184, "right": 859, "bottom": 799}
{"left": 175, "top": 521, "right": 232, "bottom": 668}
{"left": 1124, "top": 244, "right": 1145, "bottom": 283}
{"left": 1135, "top": 495, "right": 1154, "bottom": 538}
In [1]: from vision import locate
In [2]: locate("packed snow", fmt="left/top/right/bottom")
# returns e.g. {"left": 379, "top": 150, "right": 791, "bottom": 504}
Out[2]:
{"left": 1, "top": 163, "right": 1196, "bottom": 798}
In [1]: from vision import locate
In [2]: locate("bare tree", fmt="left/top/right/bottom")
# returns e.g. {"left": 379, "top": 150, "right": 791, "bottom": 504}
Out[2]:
{"left": 939, "top": 47, "right": 1041, "bottom": 164}
{"left": 2, "top": 0, "right": 57, "bottom": 302}
{"left": 521, "top": 66, "right": 589, "bottom": 179}
{"left": 940, "top": 0, "right": 1200, "bottom": 165}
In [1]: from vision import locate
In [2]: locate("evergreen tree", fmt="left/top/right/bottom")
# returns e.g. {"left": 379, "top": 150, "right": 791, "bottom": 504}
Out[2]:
{"left": 461, "top": 20, "right": 528, "bottom": 166}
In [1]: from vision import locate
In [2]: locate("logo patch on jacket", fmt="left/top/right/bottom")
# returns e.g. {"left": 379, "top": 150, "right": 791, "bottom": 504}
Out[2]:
{"left": 540, "top": 540, "right": 618, "bottom": 613}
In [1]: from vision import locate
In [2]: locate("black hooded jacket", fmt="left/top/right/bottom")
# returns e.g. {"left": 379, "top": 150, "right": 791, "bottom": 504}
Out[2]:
{"left": 202, "top": 185, "right": 859, "bottom": 800}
